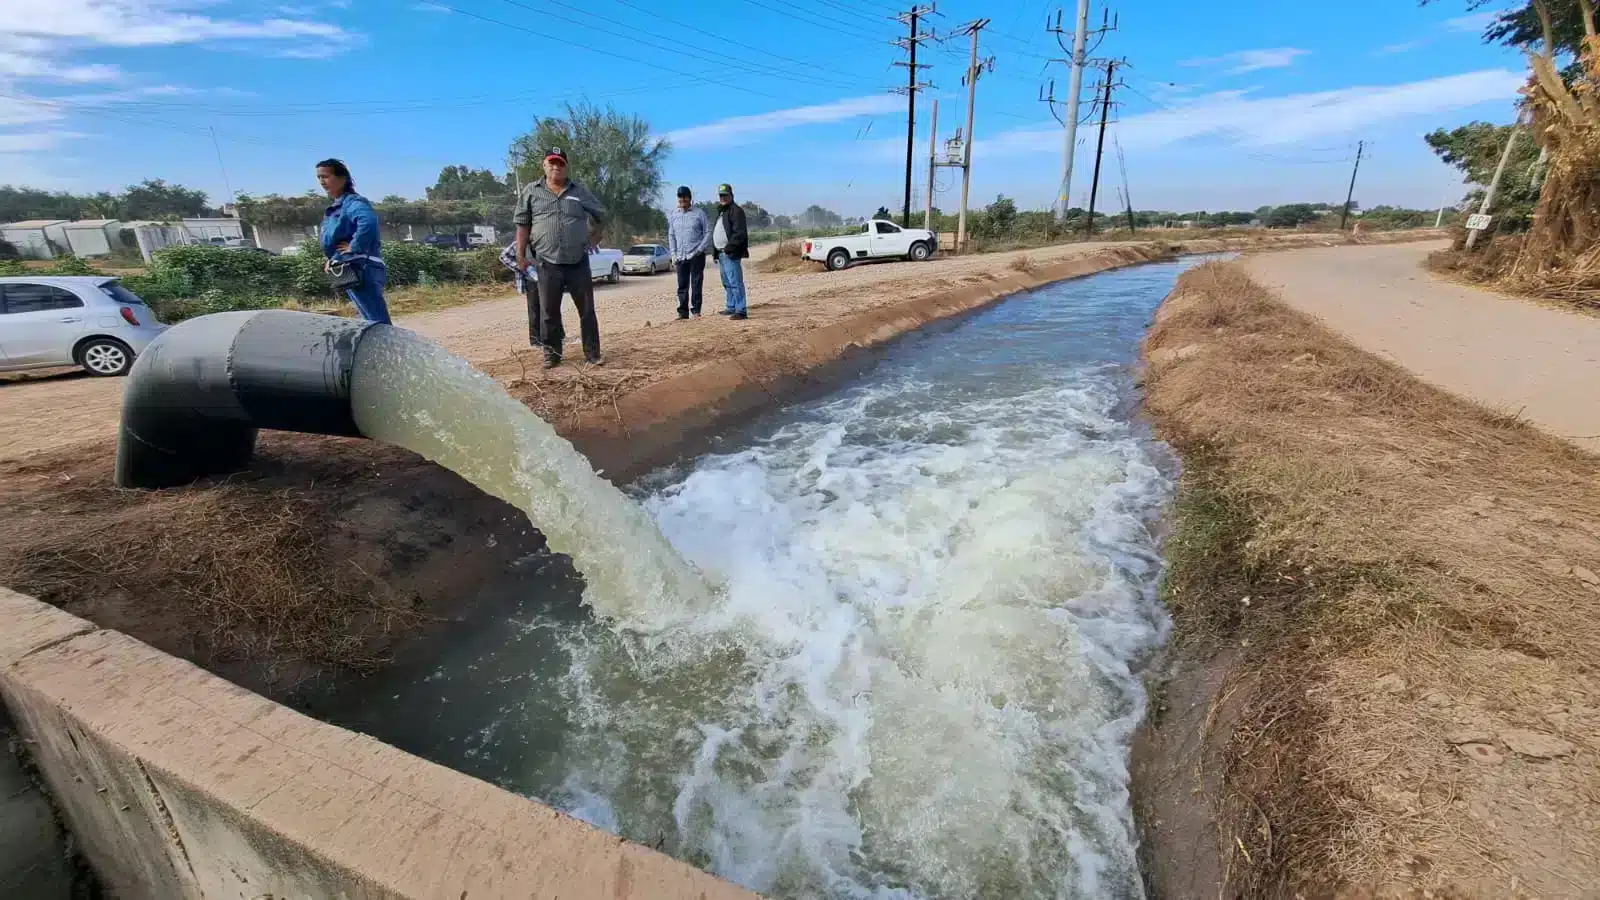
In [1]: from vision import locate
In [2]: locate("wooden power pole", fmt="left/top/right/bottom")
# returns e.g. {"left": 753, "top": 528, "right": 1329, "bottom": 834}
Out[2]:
{"left": 893, "top": 5, "right": 937, "bottom": 228}
{"left": 1338, "top": 140, "right": 1364, "bottom": 231}
{"left": 1084, "top": 59, "right": 1115, "bottom": 236}
{"left": 925, "top": 99, "right": 938, "bottom": 228}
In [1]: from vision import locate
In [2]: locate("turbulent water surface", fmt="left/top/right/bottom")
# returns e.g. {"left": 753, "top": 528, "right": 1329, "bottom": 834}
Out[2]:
{"left": 327, "top": 258, "right": 1204, "bottom": 899}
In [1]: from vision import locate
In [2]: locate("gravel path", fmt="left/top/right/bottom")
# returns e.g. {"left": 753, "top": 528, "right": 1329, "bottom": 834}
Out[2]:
{"left": 1243, "top": 241, "right": 1600, "bottom": 453}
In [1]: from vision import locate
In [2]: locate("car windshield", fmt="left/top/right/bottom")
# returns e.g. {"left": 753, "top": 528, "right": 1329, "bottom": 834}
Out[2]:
{"left": 626, "top": 245, "right": 656, "bottom": 254}
{"left": 99, "top": 281, "right": 146, "bottom": 305}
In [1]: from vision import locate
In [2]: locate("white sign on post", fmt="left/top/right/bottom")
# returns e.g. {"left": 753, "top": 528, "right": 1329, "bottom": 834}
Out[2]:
{"left": 1465, "top": 213, "right": 1493, "bottom": 231}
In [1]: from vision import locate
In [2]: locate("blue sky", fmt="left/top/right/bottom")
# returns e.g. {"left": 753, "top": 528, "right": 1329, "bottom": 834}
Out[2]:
{"left": 0, "top": 0, "right": 1526, "bottom": 217}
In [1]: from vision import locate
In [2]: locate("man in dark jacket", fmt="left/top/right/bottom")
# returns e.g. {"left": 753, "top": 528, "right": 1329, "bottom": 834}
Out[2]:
{"left": 513, "top": 147, "right": 607, "bottom": 368}
{"left": 710, "top": 183, "right": 749, "bottom": 319}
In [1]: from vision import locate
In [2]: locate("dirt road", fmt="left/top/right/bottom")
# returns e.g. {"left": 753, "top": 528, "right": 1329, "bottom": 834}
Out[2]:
{"left": 1243, "top": 241, "right": 1600, "bottom": 452}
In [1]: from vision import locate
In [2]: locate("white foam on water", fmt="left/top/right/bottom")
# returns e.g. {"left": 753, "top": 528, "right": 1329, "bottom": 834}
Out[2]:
{"left": 549, "top": 365, "right": 1174, "bottom": 898}
{"left": 349, "top": 326, "right": 710, "bottom": 627}
{"left": 344, "top": 265, "right": 1183, "bottom": 897}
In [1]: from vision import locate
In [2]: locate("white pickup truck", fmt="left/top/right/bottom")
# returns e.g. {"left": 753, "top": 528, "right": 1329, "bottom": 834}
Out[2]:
{"left": 802, "top": 219, "right": 938, "bottom": 271}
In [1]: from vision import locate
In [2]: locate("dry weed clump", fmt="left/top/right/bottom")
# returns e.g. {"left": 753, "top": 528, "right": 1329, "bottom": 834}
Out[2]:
{"left": 752, "top": 239, "right": 822, "bottom": 274}
{"left": 1009, "top": 253, "right": 1037, "bottom": 273}
{"left": 0, "top": 441, "right": 444, "bottom": 691}
{"left": 1142, "top": 261, "right": 1600, "bottom": 896}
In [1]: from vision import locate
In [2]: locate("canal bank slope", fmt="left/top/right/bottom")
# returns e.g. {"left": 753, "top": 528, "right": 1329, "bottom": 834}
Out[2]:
{"left": 1136, "top": 261, "right": 1600, "bottom": 897}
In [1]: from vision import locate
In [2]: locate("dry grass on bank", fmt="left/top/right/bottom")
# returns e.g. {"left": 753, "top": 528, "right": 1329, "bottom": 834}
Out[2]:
{"left": 751, "top": 238, "right": 823, "bottom": 274}
{"left": 0, "top": 437, "right": 536, "bottom": 696}
{"left": 1143, "top": 262, "right": 1600, "bottom": 897}
{"left": 0, "top": 442, "right": 424, "bottom": 689}
{"left": 1429, "top": 234, "right": 1600, "bottom": 315}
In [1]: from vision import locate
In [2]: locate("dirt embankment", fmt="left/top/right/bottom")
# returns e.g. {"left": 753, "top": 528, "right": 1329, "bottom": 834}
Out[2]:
{"left": 1135, "top": 262, "right": 1600, "bottom": 897}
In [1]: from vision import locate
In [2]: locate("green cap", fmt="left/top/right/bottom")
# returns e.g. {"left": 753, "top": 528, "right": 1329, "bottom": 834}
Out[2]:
{"left": 717, "top": 183, "right": 733, "bottom": 195}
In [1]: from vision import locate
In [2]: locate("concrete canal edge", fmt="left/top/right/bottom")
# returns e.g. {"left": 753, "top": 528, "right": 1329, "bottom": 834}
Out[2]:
{"left": 1, "top": 230, "right": 1443, "bottom": 898}
{"left": 0, "top": 587, "right": 759, "bottom": 899}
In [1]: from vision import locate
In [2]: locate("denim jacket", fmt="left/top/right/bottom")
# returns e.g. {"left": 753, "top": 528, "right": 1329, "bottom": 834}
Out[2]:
{"left": 321, "top": 192, "right": 381, "bottom": 263}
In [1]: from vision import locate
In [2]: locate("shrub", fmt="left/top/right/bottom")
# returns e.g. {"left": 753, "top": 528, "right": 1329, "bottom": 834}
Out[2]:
{"left": 46, "top": 254, "right": 94, "bottom": 276}
{"left": 459, "top": 245, "right": 514, "bottom": 284}
{"left": 150, "top": 243, "right": 296, "bottom": 296}
{"left": 0, "top": 258, "right": 25, "bottom": 275}
{"left": 381, "top": 241, "right": 459, "bottom": 287}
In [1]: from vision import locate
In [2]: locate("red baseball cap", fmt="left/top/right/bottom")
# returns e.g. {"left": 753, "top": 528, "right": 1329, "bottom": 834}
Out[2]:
{"left": 544, "top": 147, "right": 567, "bottom": 164}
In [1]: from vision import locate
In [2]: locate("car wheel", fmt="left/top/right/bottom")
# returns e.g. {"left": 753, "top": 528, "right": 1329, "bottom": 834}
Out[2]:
{"left": 908, "top": 241, "right": 932, "bottom": 262}
{"left": 826, "top": 248, "right": 851, "bottom": 271}
{"left": 79, "top": 338, "right": 133, "bottom": 377}
{"left": 609, "top": 264, "right": 621, "bottom": 284}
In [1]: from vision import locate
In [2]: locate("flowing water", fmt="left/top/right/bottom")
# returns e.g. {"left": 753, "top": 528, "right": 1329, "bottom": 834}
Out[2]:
{"left": 330, "top": 258, "right": 1202, "bottom": 899}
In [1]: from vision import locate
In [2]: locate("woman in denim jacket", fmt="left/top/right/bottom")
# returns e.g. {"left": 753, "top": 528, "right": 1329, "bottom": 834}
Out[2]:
{"left": 316, "top": 158, "right": 390, "bottom": 324}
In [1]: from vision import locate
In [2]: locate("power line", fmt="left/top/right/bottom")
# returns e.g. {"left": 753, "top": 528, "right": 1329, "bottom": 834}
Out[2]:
{"left": 421, "top": 0, "right": 790, "bottom": 100}
{"left": 488, "top": 0, "right": 874, "bottom": 94}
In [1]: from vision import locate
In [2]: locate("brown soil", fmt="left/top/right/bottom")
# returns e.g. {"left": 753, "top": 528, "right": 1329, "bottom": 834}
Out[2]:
{"left": 1138, "top": 262, "right": 1600, "bottom": 897}
{"left": 0, "top": 436, "right": 540, "bottom": 698}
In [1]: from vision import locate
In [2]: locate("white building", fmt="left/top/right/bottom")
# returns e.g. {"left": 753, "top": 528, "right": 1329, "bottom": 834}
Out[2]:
{"left": 0, "top": 220, "right": 71, "bottom": 259}
{"left": 62, "top": 219, "right": 124, "bottom": 258}
{"left": 180, "top": 217, "right": 245, "bottom": 243}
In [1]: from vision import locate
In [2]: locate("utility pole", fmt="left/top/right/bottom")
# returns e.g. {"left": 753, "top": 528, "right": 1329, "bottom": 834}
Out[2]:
{"left": 955, "top": 18, "right": 991, "bottom": 252}
{"left": 893, "top": 5, "right": 937, "bottom": 228}
{"left": 1466, "top": 119, "right": 1522, "bottom": 250}
{"left": 1084, "top": 59, "right": 1116, "bottom": 236}
{"left": 1051, "top": 0, "right": 1090, "bottom": 223}
{"left": 208, "top": 126, "right": 235, "bottom": 204}
{"left": 1338, "top": 140, "right": 1364, "bottom": 231}
{"left": 925, "top": 99, "right": 938, "bottom": 228}
{"left": 1116, "top": 136, "right": 1134, "bottom": 233}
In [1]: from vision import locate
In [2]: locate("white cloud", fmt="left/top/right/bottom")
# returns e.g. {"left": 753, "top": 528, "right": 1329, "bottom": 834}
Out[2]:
{"left": 665, "top": 95, "right": 904, "bottom": 149}
{"left": 411, "top": 2, "right": 451, "bottom": 11}
{"left": 0, "top": 1, "right": 352, "bottom": 48}
{"left": 0, "top": 131, "right": 81, "bottom": 152}
{"left": 1447, "top": 11, "right": 1501, "bottom": 33}
{"left": 1180, "top": 47, "right": 1309, "bottom": 75}
{"left": 1377, "top": 40, "right": 1428, "bottom": 55}
{"left": 0, "top": 51, "right": 122, "bottom": 83}
{"left": 972, "top": 69, "right": 1524, "bottom": 156}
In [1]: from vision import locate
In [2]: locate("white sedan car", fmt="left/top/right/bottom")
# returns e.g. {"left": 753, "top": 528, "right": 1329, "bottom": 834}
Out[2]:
{"left": 622, "top": 243, "right": 671, "bottom": 275}
{"left": 0, "top": 276, "right": 168, "bottom": 376}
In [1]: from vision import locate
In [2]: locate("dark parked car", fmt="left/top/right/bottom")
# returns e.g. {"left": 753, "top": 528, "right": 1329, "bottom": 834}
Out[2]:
{"left": 422, "top": 233, "right": 469, "bottom": 251}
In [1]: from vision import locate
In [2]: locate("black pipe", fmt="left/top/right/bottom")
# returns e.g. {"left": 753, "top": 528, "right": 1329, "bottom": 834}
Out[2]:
{"left": 115, "top": 310, "right": 378, "bottom": 489}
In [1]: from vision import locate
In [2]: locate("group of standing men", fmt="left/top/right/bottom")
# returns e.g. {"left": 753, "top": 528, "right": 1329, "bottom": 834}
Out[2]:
{"left": 506, "top": 145, "right": 751, "bottom": 371}
{"left": 665, "top": 183, "right": 748, "bottom": 321}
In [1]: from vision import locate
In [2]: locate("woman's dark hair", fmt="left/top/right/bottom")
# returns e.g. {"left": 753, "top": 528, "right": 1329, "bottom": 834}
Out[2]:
{"left": 316, "top": 157, "right": 355, "bottom": 194}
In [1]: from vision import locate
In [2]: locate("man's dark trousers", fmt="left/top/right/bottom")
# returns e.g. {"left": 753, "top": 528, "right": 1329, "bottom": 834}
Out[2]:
{"left": 532, "top": 258, "right": 600, "bottom": 362}
{"left": 675, "top": 253, "right": 705, "bottom": 317}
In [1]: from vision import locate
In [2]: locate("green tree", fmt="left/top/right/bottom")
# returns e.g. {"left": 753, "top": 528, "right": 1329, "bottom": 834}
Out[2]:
{"left": 1424, "top": 122, "right": 1542, "bottom": 226}
{"left": 508, "top": 101, "right": 670, "bottom": 239}
{"left": 1422, "top": 0, "right": 1591, "bottom": 60}
{"left": 797, "top": 205, "right": 842, "bottom": 229}
{"left": 427, "top": 165, "right": 513, "bottom": 202}
{"left": 741, "top": 201, "right": 773, "bottom": 229}
{"left": 121, "top": 179, "right": 209, "bottom": 219}
{"left": 982, "top": 195, "right": 1018, "bottom": 236}
{"left": 1264, "top": 203, "right": 1322, "bottom": 228}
